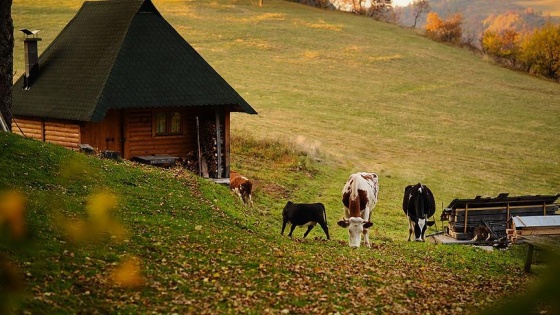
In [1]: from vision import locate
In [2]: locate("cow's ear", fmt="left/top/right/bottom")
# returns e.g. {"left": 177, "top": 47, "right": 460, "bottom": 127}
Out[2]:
{"left": 337, "top": 220, "right": 349, "bottom": 228}
{"left": 427, "top": 220, "right": 435, "bottom": 227}
{"left": 363, "top": 221, "right": 373, "bottom": 229}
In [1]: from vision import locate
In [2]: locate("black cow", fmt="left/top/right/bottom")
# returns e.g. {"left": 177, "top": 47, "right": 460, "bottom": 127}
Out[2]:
{"left": 402, "top": 183, "right": 436, "bottom": 242}
{"left": 281, "top": 201, "right": 330, "bottom": 239}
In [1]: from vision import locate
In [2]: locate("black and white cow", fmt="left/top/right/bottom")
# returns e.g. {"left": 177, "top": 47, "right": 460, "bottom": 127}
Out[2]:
{"left": 338, "top": 172, "right": 379, "bottom": 247}
{"left": 281, "top": 201, "right": 330, "bottom": 239}
{"left": 402, "top": 183, "right": 436, "bottom": 242}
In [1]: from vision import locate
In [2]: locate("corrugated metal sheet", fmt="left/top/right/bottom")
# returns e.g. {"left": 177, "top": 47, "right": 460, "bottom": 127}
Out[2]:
{"left": 512, "top": 216, "right": 560, "bottom": 228}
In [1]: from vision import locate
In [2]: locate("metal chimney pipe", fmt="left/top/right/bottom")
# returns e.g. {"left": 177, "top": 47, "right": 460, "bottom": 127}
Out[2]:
{"left": 23, "top": 37, "right": 41, "bottom": 89}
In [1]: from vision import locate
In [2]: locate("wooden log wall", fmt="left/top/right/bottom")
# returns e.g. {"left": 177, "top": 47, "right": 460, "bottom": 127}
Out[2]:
{"left": 44, "top": 121, "right": 80, "bottom": 149}
{"left": 12, "top": 107, "right": 233, "bottom": 175}
{"left": 12, "top": 116, "right": 80, "bottom": 150}
{"left": 126, "top": 108, "right": 199, "bottom": 159}
{"left": 12, "top": 117, "right": 43, "bottom": 140}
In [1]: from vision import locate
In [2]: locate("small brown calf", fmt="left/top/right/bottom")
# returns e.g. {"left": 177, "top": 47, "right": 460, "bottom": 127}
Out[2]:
{"left": 230, "top": 171, "right": 253, "bottom": 207}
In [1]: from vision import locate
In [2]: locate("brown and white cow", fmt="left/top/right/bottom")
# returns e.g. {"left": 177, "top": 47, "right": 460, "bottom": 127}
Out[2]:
{"left": 230, "top": 171, "right": 253, "bottom": 207}
{"left": 337, "top": 172, "right": 379, "bottom": 247}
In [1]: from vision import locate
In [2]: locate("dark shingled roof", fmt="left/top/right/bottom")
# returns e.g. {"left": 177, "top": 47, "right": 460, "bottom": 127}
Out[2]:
{"left": 13, "top": 0, "right": 257, "bottom": 122}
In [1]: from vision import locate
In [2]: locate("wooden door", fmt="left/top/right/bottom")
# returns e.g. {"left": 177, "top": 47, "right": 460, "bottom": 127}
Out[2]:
{"left": 81, "top": 109, "right": 124, "bottom": 157}
{"left": 103, "top": 110, "right": 123, "bottom": 154}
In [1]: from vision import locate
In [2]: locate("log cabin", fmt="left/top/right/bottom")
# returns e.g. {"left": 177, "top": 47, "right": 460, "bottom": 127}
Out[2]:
{"left": 11, "top": 0, "right": 257, "bottom": 179}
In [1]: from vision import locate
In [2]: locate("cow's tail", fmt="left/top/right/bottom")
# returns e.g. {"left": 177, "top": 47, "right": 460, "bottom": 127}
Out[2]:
{"left": 322, "top": 204, "right": 328, "bottom": 226}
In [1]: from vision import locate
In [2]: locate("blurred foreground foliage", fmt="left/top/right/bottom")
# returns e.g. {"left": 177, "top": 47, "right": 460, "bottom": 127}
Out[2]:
{"left": 0, "top": 135, "right": 145, "bottom": 313}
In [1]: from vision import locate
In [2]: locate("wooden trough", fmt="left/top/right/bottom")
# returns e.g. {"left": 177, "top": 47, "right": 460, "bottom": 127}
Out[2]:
{"left": 440, "top": 193, "right": 559, "bottom": 241}
{"left": 132, "top": 155, "right": 179, "bottom": 167}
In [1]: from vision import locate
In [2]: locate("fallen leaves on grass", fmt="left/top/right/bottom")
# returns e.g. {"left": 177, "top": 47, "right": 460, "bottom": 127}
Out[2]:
{"left": 109, "top": 256, "right": 145, "bottom": 288}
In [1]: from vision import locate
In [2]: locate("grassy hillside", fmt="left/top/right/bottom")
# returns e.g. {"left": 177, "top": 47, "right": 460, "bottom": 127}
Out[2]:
{"left": 13, "top": 0, "right": 559, "bottom": 215}
{"left": 5, "top": 0, "right": 560, "bottom": 313}
{"left": 1, "top": 132, "right": 553, "bottom": 314}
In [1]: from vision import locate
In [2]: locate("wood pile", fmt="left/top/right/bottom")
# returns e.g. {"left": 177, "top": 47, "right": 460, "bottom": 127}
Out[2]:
{"left": 180, "top": 120, "right": 225, "bottom": 178}
{"left": 441, "top": 193, "right": 559, "bottom": 240}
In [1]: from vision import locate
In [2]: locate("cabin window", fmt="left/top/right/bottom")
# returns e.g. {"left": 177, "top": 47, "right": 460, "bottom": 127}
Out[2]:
{"left": 154, "top": 111, "right": 182, "bottom": 136}
{"left": 170, "top": 112, "right": 181, "bottom": 134}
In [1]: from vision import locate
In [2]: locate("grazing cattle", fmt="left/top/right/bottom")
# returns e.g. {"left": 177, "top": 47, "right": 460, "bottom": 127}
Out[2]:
{"left": 402, "top": 183, "right": 436, "bottom": 242}
{"left": 337, "top": 172, "right": 379, "bottom": 247}
{"left": 230, "top": 171, "right": 253, "bottom": 207}
{"left": 281, "top": 201, "right": 330, "bottom": 239}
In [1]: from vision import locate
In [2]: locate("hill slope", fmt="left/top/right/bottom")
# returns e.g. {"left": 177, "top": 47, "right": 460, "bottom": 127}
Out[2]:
{"left": 0, "top": 132, "right": 543, "bottom": 314}
{"left": 12, "top": 0, "right": 560, "bottom": 206}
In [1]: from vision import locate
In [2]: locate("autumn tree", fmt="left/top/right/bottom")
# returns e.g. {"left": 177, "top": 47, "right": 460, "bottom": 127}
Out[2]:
{"left": 411, "top": 0, "right": 430, "bottom": 28}
{"left": 518, "top": 22, "right": 560, "bottom": 81}
{"left": 482, "top": 29, "right": 520, "bottom": 67}
{"left": 0, "top": 0, "right": 13, "bottom": 131}
{"left": 425, "top": 12, "right": 462, "bottom": 44}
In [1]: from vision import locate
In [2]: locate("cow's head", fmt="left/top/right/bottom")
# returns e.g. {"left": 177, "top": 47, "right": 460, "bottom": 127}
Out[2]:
{"left": 337, "top": 217, "right": 373, "bottom": 247}
{"left": 410, "top": 217, "right": 435, "bottom": 241}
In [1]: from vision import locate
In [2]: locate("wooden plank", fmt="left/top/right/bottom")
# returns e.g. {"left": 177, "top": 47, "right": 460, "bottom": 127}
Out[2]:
{"left": 15, "top": 122, "right": 42, "bottom": 130}
{"left": 17, "top": 127, "right": 42, "bottom": 139}
{"left": 133, "top": 155, "right": 179, "bottom": 165}
{"left": 44, "top": 127, "right": 80, "bottom": 134}
{"left": 524, "top": 244, "right": 534, "bottom": 272}
{"left": 127, "top": 130, "right": 152, "bottom": 137}
{"left": 452, "top": 204, "right": 558, "bottom": 213}
{"left": 464, "top": 203, "right": 469, "bottom": 234}
{"left": 45, "top": 135, "right": 80, "bottom": 143}
{"left": 451, "top": 211, "right": 557, "bottom": 223}
{"left": 17, "top": 127, "right": 42, "bottom": 134}
{"left": 450, "top": 223, "right": 507, "bottom": 231}
{"left": 517, "top": 227, "right": 560, "bottom": 236}
{"left": 44, "top": 121, "right": 80, "bottom": 129}
{"left": 224, "top": 110, "right": 231, "bottom": 177}
{"left": 44, "top": 132, "right": 80, "bottom": 140}
{"left": 123, "top": 109, "right": 130, "bottom": 159}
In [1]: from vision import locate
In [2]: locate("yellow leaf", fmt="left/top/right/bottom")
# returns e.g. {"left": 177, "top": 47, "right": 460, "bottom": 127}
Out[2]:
{"left": 0, "top": 190, "right": 26, "bottom": 239}
{"left": 87, "top": 192, "right": 118, "bottom": 222}
{"left": 109, "top": 256, "right": 144, "bottom": 288}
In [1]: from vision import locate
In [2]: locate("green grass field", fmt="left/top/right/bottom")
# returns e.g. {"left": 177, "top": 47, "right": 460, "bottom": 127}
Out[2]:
{"left": 5, "top": 0, "right": 560, "bottom": 313}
